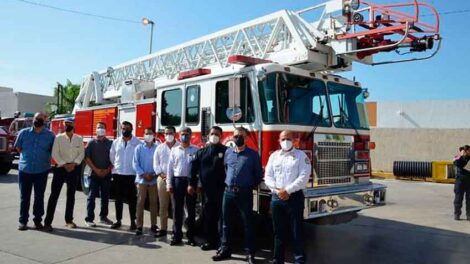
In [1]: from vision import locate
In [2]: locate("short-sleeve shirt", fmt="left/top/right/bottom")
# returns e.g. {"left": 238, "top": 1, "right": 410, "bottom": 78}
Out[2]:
{"left": 14, "top": 127, "right": 55, "bottom": 174}
{"left": 85, "top": 138, "right": 113, "bottom": 170}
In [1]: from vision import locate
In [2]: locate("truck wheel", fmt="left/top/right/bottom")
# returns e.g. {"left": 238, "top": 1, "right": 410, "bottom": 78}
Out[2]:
{"left": 0, "top": 161, "right": 13, "bottom": 175}
{"left": 79, "top": 163, "right": 92, "bottom": 195}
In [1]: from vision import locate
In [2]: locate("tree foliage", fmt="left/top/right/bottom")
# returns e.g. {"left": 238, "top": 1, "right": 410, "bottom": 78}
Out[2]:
{"left": 46, "top": 80, "right": 80, "bottom": 118}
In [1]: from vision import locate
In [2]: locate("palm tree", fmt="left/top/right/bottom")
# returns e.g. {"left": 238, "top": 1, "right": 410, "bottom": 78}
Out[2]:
{"left": 47, "top": 80, "right": 80, "bottom": 117}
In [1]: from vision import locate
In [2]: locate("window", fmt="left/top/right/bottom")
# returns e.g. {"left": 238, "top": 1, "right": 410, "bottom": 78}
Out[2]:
{"left": 161, "top": 89, "right": 182, "bottom": 126}
{"left": 215, "top": 77, "right": 254, "bottom": 124}
{"left": 185, "top": 85, "right": 200, "bottom": 124}
{"left": 258, "top": 73, "right": 331, "bottom": 126}
{"left": 328, "top": 82, "right": 369, "bottom": 130}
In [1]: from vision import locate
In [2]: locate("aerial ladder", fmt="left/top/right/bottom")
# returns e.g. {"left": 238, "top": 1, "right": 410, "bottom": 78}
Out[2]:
{"left": 74, "top": 0, "right": 441, "bottom": 111}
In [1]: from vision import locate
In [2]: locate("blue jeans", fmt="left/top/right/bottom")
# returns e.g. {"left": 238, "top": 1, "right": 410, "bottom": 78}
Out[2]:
{"left": 271, "top": 191, "right": 306, "bottom": 264}
{"left": 221, "top": 189, "right": 255, "bottom": 255}
{"left": 85, "top": 174, "right": 111, "bottom": 222}
{"left": 18, "top": 170, "right": 49, "bottom": 225}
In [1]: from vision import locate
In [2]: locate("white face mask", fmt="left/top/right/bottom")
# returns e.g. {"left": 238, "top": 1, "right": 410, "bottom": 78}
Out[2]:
{"left": 165, "top": 134, "right": 175, "bottom": 143}
{"left": 144, "top": 135, "right": 154, "bottom": 143}
{"left": 280, "top": 139, "right": 293, "bottom": 151}
{"left": 96, "top": 128, "right": 106, "bottom": 137}
{"left": 209, "top": 135, "right": 220, "bottom": 144}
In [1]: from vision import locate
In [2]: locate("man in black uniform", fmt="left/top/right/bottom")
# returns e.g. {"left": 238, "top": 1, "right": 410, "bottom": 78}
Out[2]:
{"left": 454, "top": 145, "right": 470, "bottom": 220}
{"left": 190, "top": 126, "right": 227, "bottom": 251}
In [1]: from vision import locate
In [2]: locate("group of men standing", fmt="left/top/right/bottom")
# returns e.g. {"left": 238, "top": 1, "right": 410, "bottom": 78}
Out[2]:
{"left": 15, "top": 112, "right": 312, "bottom": 264}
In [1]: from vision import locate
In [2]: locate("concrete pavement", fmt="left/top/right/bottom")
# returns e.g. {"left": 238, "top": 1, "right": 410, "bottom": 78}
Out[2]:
{"left": 1, "top": 169, "right": 470, "bottom": 264}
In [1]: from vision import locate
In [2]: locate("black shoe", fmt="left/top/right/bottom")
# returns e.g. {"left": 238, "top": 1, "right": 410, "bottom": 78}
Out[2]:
{"left": 135, "top": 227, "right": 143, "bottom": 236}
{"left": 110, "top": 221, "right": 121, "bottom": 229}
{"left": 18, "top": 224, "right": 28, "bottom": 231}
{"left": 269, "top": 260, "right": 282, "bottom": 264}
{"left": 150, "top": 225, "right": 159, "bottom": 235}
{"left": 34, "top": 222, "right": 44, "bottom": 230}
{"left": 170, "top": 238, "right": 183, "bottom": 246}
{"left": 43, "top": 224, "right": 53, "bottom": 232}
{"left": 246, "top": 255, "right": 256, "bottom": 264}
{"left": 455, "top": 215, "right": 461, "bottom": 221}
{"left": 129, "top": 221, "right": 137, "bottom": 231}
{"left": 187, "top": 238, "right": 197, "bottom": 247}
{"left": 200, "top": 242, "right": 217, "bottom": 251}
{"left": 154, "top": 230, "right": 167, "bottom": 237}
{"left": 212, "top": 250, "right": 231, "bottom": 261}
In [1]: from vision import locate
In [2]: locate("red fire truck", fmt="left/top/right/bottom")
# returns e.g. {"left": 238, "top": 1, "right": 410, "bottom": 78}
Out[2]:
{"left": 52, "top": 0, "right": 441, "bottom": 221}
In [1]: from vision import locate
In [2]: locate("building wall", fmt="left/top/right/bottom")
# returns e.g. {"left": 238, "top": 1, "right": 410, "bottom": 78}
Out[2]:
{"left": 0, "top": 91, "right": 53, "bottom": 118}
{"left": 377, "top": 100, "right": 469, "bottom": 129}
{"left": 370, "top": 128, "right": 470, "bottom": 172}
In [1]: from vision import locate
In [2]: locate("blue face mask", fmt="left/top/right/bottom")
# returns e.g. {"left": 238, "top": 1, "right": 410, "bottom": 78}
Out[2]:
{"left": 181, "top": 134, "right": 190, "bottom": 143}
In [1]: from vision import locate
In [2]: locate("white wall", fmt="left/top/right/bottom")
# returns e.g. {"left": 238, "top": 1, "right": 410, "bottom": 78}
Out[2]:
{"left": 377, "top": 100, "right": 470, "bottom": 128}
{"left": 0, "top": 91, "right": 53, "bottom": 118}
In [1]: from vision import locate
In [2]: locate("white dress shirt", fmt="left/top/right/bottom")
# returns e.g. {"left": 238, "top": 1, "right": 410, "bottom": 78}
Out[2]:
{"left": 264, "top": 148, "right": 312, "bottom": 194}
{"left": 110, "top": 136, "right": 141, "bottom": 175}
{"left": 153, "top": 141, "right": 180, "bottom": 176}
{"left": 52, "top": 133, "right": 84, "bottom": 167}
{"left": 166, "top": 144, "right": 198, "bottom": 189}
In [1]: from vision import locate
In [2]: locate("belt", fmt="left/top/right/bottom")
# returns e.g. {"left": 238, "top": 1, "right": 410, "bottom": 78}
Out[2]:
{"left": 225, "top": 186, "right": 251, "bottom": 193}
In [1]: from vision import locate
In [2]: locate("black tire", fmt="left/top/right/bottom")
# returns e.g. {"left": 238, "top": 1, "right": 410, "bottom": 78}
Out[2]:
{"left": 0, "top": 161, "right": 13, "bottom": 175}
{"left": 79, "top": 163, "right": 92, "bottom": 195}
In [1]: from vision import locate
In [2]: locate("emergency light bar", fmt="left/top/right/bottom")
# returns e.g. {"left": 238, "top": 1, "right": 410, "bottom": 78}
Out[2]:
{"left": 228, "top": 55, "right": 272, "bottom": 66}
{"left": 177, "top": 68, "right": 211, "bottom": 80}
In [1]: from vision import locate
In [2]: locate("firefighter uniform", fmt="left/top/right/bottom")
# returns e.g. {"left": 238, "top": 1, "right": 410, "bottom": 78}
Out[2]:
{"left": 190, "top": 143, "right": 227, "bottom": 248}
{"left": 453, "top": 155, "right": 470, "bottom": 219}
{"left": 264, "top": 148, "right": 311, "bottom": 264}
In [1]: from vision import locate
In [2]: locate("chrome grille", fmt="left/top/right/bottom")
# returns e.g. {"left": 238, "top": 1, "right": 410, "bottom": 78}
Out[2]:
{"left": 315, "top": 141, "right": 353, "bottom": 185}
{"left": 0, "top": 137, "right": 6, "bottom": 152}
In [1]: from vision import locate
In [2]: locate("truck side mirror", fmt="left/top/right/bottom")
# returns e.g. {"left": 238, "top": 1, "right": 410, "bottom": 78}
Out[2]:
{"left": 227, "top": 78, "right": 242, "bottom": 122}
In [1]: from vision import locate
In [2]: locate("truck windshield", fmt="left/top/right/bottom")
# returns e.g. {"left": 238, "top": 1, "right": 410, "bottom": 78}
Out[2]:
{"left": 258, "top": 72, "right": 331, "bottom": 126}
{"left": 328, "top": 82, "right": 369, "bottom": 130}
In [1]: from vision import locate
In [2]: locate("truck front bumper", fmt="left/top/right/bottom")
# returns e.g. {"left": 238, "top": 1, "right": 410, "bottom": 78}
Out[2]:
{"left": 303, "top": 182, "right": 386, "bottom": 220}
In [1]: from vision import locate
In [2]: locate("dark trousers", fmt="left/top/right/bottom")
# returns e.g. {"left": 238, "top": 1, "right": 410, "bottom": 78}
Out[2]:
{"left": 113, "top": 174, "right": 137, "bottom": 223}
{"left": 45, "top": 166, "right": 80, "bottom": 225}
{"left": 18, "top": 170, "right": 49, "bottom": 225}
{"left": 85, "top": 174, "right": 111, "bottom": 222}
{"left": 271, "top": 192, "right": 306, "bottom": 264}
{"left": 202, "top": 186, "right": 224, "bottom": 245}
{"left": 221, "top": 189, "right": 255, "bottom": 255}
{"left": 454, "top": 176, "right": 470, "bottom": 217}
{"left": 171, "top": 177, "right": 196, "bottom": 240}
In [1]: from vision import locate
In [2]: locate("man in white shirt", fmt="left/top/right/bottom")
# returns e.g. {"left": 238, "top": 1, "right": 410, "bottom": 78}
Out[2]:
{"left": 264, "top": 130, "right": 311, "bottom": 264}
{"left": 153, "top": 126, "right": 179, "bottom": 237}
{"left": 167, "top": 127, "right": 198, "bottom": 246}
{"left": 44, "top": 118, "right": 84, "bottom": 231}
{"left": 109, "top": 121, "right": 141, "bottom": 230}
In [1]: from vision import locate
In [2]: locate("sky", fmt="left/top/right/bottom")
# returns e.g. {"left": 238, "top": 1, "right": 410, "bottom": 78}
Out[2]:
{"left": 0, "top": 0, "right": 469, "bottom": 102}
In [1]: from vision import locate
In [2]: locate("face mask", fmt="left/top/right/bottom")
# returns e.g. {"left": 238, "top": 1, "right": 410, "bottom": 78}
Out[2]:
{"left": 33, "top": 118, "right": 44, "bottom": 128}
{"left": 65, "top": 125, "right": 74, "bottom": 133}
{"left": 181, "top": 134, "right": 191, "bottom": 144}
{"left": 165, "top": 134, "right": 174, "bottom": 143}
{"left": 144, "top": 135, "right": 154, "bottom": 143}
{"left": 96, "top": 128, "right": 106, "bottom": 137}
{"left": 280, "top": 139, "right": 293, "bottom": 151}
{"left": 209, "top": 135, "right": 220, "bottom": 144}
{"left": 122, "top": 129, "right": 132, "bottom": 138}
{"left": 234, "top": 136, "right": 245, "bottom": 147}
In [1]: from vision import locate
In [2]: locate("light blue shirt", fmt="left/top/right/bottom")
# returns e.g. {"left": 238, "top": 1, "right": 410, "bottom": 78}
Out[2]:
{"left": 133, "top": 142, "right": 158, "bottom": 185}
{"left": 14, "top": 127, "right": 55, "bottom": 174}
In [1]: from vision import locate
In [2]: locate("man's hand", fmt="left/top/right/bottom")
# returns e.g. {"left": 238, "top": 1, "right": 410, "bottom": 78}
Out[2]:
{"left": 64, "top": 163, "right": 75, "bottom": 173}
{"left": 160, "top": 173, "right": 167, "bottom": 180}
{"left": 167, "top": 187, "right": 173, "bottom": 194}
{"left": 144, "top": 173, "right": 154, "bottom": 181}
{"left": 187, "top": 186, "right": 195, "bottom": 195}
{"left": 278, "top": 188, "right": 290, "bottom": 201}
